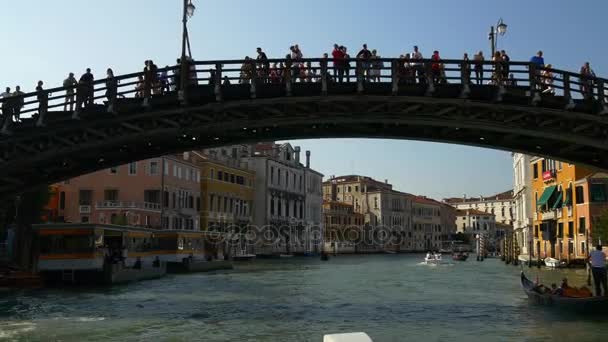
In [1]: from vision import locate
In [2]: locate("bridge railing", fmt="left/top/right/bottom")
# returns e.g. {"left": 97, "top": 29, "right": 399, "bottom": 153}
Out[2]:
{"left": 1, "top": 58, "right": 607, "bottom": 135}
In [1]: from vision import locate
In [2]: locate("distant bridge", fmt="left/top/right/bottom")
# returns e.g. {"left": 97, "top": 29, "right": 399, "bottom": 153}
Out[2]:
{"left": 0, "top": 58, "right": 607, "bottom": 197}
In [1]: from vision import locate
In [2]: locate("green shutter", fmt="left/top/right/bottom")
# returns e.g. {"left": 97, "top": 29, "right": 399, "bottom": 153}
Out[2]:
{"left": 537, "top": 186, "right": 557, "bottom": 207}
{"left": 552, "top": 191, "right": 563, "bottom": 209}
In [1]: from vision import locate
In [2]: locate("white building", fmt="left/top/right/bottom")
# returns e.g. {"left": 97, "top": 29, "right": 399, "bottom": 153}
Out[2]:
{"left": 243, "top": 142, "right": 323, "bottom": 255}
{"left": 444, "top": 190, "right": 514, "bottom": 226}
{"left": 304, "top": 150, "right": 324, "bottom": 254}
{"left": 513, "top": 153, "right": 534, "bottom": 255}
{"left": 456, "top": 209, "right": 497, "bottom": 250}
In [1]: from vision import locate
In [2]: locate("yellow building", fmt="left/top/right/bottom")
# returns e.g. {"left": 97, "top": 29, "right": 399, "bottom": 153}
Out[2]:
{"left": 531, "top": 157, "right": 593, "bottom": 264}
{"left": 323, "top": 200, "right": 365, "bottom": 253}
{"left": 198, "top": 159, "right": 255, "bottom": 233}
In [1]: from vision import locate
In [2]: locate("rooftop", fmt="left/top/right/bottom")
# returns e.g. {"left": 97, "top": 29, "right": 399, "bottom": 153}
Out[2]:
{"left": 456, "top": 209, "right": 495, "bottom": 216}
{"left": 444, "top": 190, "right": 513, "bottom": 204}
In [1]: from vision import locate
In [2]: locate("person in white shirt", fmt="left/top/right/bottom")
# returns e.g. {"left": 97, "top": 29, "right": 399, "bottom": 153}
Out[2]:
{"left": 589, "top": 244, "right": 607, "bottom": 296}
{"left": 411, "top": 45, "right": 424, "bottom": 84}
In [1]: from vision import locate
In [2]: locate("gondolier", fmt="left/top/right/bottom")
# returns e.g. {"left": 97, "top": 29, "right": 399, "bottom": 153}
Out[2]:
{"left": 589, "top": 244, "right": 607, "bottom": 297}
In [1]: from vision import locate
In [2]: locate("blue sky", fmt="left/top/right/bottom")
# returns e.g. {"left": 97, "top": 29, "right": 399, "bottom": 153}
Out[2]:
{"left": 1, "top": 0, "right": 606, "bottom": 199}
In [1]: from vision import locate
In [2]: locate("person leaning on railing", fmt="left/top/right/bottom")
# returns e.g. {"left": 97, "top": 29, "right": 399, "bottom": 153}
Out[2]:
{"left": 579, "top": 62, "right": 596, "bottom": 99}
{"left": 105, "top": 68, "right": 118, "bottom": 113}
{"left": 63, "top": 73, "right": 77, "bottom": 112}
{"left": 473, "top": 51, "right": 484, "bottom": 85}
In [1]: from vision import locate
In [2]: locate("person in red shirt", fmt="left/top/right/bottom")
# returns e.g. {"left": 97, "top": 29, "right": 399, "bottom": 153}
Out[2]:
{"left": 431, "top": 50, "right": 441, "bottom": 84}
{"left": 332, "top": 44, "right": 345, "bottom": 83}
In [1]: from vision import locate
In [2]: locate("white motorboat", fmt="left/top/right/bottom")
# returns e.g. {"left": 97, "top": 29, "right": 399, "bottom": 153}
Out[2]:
{"left": 424, "top": 253, "right": 442, "bottom": 265}
{"left": 279, "top": 254, "right": 295, "bottom": 258}
{"left": 543, "top": 257, "right": 565, "bottom": 268}
{"left": 323, "top": 332, "right": 373, "bottom": 342}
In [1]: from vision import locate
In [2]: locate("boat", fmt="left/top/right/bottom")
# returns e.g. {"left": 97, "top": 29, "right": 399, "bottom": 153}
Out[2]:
{"left": 452, "top": 252, "right": 468, "bottom": 261}
{"left": 424, "top": 253, "right": 442, "bottom": 265}
{"left": 544, "top": 257, "right": 565, "bottom": 269}
{"left": 323, "top": 332, "right": 373, "bottom": 342}
{"left": 520, "top": 271, "right": 608, "bottom": 313}
{"left": 279, "top": 254, "right": 295, "bottom": 258}
{"left": 233, "top": 253, "right": 256, "bottom": 261}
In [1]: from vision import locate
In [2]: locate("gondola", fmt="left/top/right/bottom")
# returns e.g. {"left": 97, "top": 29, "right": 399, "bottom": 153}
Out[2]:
{"left": 520, "top": 271, "right": 608, "bottom": 313}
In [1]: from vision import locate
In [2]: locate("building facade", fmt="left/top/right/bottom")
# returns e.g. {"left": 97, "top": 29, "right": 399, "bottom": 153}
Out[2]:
{"left": 412, "top": 197, "right": 443, "bottom": 252}
{"left": 531, "top": 157, "right": 608, "bottom": 263}
{"left": 444, "top": 190, "right": 515, "bottom": 226}
{"left": 322, "top": 176, "right": 413, "bottom": 252}
{"left": 48, "top": 153, "right": 201, "bottom": 230}
{"left": 455, "top": 209, "right": 497, "bottom": 250}
{"left": 513, "top": 153, "right": 534, "bottom": 256}
{"left": 322, "top": 201, "right": 365, "bottom": 253}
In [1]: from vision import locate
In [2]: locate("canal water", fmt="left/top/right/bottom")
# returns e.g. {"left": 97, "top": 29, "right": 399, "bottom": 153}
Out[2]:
{"left": 1, "top": 254, "right": 607, "bottom": 342}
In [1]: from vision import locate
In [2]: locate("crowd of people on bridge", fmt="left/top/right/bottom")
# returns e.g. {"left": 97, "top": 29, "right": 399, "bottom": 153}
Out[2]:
{"left": 0, "top": 45, "right": 605, "bottom": 125}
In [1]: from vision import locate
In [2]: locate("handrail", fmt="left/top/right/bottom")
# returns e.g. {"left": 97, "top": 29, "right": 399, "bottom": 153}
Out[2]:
{"left": 1, "top": 57, "right": 607, "bottom": 135}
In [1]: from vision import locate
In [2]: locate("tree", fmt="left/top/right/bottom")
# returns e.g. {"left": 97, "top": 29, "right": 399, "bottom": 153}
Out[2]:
{"left": 591, "top": 209, "right": 608, "bottom": 246}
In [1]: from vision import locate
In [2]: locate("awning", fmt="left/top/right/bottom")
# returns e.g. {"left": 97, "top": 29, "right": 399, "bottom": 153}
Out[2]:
{"left": 537, "top": 185, "right": 557, "bottom": 207}
{"left": 552, "top": 191, "right": 563, "bottom": 209}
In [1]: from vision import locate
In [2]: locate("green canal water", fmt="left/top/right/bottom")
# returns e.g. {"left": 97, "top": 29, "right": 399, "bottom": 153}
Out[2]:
{"left": 1, "top": 254, "right": 607, "bottom": 342}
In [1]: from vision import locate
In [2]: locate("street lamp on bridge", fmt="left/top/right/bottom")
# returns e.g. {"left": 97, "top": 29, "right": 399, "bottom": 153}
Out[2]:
{"left": 180, "top": 0, "right": 196, "bottom": 102}
{"left": 488, "top": 18, "right": 508, "bottom": 57}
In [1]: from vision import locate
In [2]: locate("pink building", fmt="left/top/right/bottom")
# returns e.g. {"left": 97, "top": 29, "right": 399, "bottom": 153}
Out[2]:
{"left": 51, "top": 153, "right": 202, "bottom": 230}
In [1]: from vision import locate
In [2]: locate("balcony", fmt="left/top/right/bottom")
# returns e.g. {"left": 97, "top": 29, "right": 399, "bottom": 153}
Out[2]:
{"left": 541, "top": 211, "right": 556, "bottom": 221}
{"left": 95, "top": 201, "right": 161, "bottom": 212}
{"left": 79, "top": 205, "right": 91, "bottom": 214}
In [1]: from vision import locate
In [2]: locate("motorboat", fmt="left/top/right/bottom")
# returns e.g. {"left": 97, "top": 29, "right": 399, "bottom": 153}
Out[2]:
{"left": 279, "top": 254, "right": 295, "bottom": 258}
{"left": 520, "top": 271, "right": 608, "bottom": 313}
{"left": 233, "top": 252, "right": 256, "bottom": 261}
{"left": 452, "top": 252, "right": 468, "bottom": 261}
{"left": 323, "top": 332, "right": 373, "bottom": 342}
{"left": 544, "top": 257, "right": 565, "bottom": 268}
{"left": 424, "top": 253, "right": 442, "bottom": 265}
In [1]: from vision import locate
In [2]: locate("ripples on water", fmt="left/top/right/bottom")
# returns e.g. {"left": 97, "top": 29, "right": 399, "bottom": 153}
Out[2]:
{"left": 1, "top": 255, "right": 608, "bottom": 342}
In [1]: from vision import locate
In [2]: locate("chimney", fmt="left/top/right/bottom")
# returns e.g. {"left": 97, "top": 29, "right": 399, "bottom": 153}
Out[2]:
{"left": 295, "top": 146, "right": 301, "bottom": 163}
{"left": 331, "top": 180, "right": 337, "bottom": 201}
{"left": 183, "top": 151, "right": 190, "bottom": 161}
{"left": 305, "top": 150, "right": 311, "bottom": 168}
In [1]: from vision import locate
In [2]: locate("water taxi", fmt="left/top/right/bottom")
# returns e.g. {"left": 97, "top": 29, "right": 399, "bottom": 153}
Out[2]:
{"left": 33, "top": 223, "right": 231, "bottom": 284}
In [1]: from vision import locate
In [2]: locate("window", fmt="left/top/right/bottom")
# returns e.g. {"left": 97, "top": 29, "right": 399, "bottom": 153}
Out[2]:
{"left": 164, "top": 161, "right": 169, "bottom": 175}
{"left": 224, "top": 172, "right": 229, "bottom": 182}
{"left": 579, "top": 217, "right": 586, "bottom": 234}
{"left": 196, "top": 171, "right": 200, "bottom": 183}
{"left": 210, "top": 168, "right": 215, "bottom": 180}
{"left": 177, "top": 167, "right": 182, "bottom": 179}
{"left": 218, "top": 171, "right": 223, "bottom": 181}
{"left": 230, "top": 174, "right": 235, "bottom": 183}
{"left": 270, "top": 197, "right": 275, "bottom": 215}
{"left": 533, "top": 163, "right": 538, "bottom": 179}
{"left": 278, "top": 169, "right": 281, "bottom": 185}
{"left": 128, "top": 162, "right": 137, "bottom": 175}
{"left": 575, "top": 186, "right": 585, "bottom": 204}
{"left": 355, "top": 186, "right": 359, "bottom": 192}
{"left": 590, "top": 184, "right": 607, "bottom": 202}
{"left": 271, "top": 167, "right": 275, "bottom": 184}
{"left": 173, "top": 165, "right": 177, "bottom": 177}
{"left": 144, "top": 190, "right": 161, "bottom": 204}
{"left": 110, "top": 166, "right": 118, "bottom": 174}
{"left": 163, "top": 191, "right": 169, "bottom": 207}
{"left": 149, "top": 161, "right": 159, "bottom": 175}
{"left": 568, "top": 221, "right": 574, "bottom": 238}
{"left": 185, "top": 169, "right": 190, "bottom": 181}
{"left": 558, "top": 222, "right": 564, "bottom": 238}
{"left": 78, "top": 190, "right": 92, "bottom": 205}
{"left": 104, "top": 189, "right": 118, "bottom": 201}
{"left": 348, "top": 186, "right": 352, "bottom": 193}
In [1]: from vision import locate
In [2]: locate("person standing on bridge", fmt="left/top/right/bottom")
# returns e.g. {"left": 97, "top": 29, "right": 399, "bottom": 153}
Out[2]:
{"left": 474, "top": 51, "right": 484, "bottom": 85}
{"left": 500, "top": 50, "right": 510, "bottom": 81}
{"left": 63, "top": 73, "right": 77, "bottom": 111}
{"left": 143, "top": 60, "right": 158, "bottom": 105}
{"left": 1, "top": 87, "right": 13, "bottom": 124}
{"left": 411, "top": 46, "right": 424, "bottom": 84}
{"left": 256, "top": 47, "right": 269, "bottom": 83}
{"left": 332, "top": 44, "right": 345, "bottom": 83}
{"left": 342, "top": 46, "right": 351, "bottom": 82}
{"left": 431, "top": 50, "right": 441, "bottom": 85}
{"left": 12, "top": 86, "right": 25, "bottom": 122}
{"left": 461, "top": 53, "right": 471, "bottom": 84}
{"left": 356, "top": 44, "right": 372, "bottom": 82}
{"left": 579, "top": 62, "right": 596, "bottom": 99}
{"left": 78, "top": 68, "right": 94, "bottom": 108}
{"left": 105, "top": 68, "right": 118, "bottom": 114}
{"left": 35, "top": 81, "right": 48, "bottom": 126}
{"left": 529, "top": 51, "right": 544, "bottom": 89}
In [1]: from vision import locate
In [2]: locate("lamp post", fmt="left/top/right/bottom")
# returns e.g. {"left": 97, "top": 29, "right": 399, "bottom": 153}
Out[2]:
{"left": 488, "top": 18, "right": 508, "bottom": 57}
{"left": 180, "top": 0, "right": 196, "bottom": 103}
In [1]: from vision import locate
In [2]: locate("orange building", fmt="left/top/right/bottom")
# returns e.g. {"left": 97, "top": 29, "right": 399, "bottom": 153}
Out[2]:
{"left": 531, "top": 157, "right": 608, "bottom": 264}
{"left": 323, "top": 200, "right": 365, "bottom": 253}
